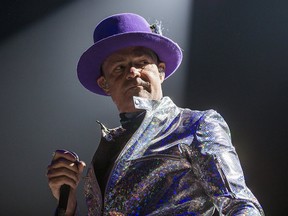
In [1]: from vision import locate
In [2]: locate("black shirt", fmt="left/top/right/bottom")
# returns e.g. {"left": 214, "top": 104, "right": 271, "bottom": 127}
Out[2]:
{"left": 93, "top": 111, "right": 146, "bottom": 195}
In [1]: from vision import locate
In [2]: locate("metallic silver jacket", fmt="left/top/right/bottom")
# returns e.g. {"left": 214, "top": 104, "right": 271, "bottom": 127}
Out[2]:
{"left": 84, "top": 96, "right": 264, "bottom": 215}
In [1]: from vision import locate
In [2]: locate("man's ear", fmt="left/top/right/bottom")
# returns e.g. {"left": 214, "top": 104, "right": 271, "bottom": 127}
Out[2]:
{"left": 158, "top": 62, "right": 166, "bottom": 82}
{"left": 97, "top": 76, "right": 110, "bottom": 95}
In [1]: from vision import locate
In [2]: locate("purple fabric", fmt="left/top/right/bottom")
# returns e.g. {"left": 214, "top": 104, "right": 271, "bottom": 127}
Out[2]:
{"left": 77, "top": 13, "right": 183, "bottom": 95}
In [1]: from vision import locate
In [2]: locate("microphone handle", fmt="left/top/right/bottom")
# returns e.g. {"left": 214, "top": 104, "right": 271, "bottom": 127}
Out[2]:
{"left": 56, "top": 184, "right": 70, "bottom": 216}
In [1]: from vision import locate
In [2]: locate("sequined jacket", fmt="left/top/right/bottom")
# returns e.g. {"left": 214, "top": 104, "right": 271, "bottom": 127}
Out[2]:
{"left": 84, "top": 96, "right": 264, "bottom": 215}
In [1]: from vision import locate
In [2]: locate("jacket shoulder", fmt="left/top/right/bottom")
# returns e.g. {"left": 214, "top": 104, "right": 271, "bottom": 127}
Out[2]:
{"left": 180, "top": 108, "right": 218, "bottom": 125}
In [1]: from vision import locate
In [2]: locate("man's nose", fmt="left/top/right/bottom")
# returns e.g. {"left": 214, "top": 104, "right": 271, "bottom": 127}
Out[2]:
{"left": 126, "top": 66, "right": 142, "bottom": 79}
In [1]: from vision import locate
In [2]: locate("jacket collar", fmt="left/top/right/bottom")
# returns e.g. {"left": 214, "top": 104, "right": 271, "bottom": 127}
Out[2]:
{"left": 104, "top": 96, "right": 181, "bottom": 210}
{"left": 132, "top": 96, "right": 178, "bottom": 120}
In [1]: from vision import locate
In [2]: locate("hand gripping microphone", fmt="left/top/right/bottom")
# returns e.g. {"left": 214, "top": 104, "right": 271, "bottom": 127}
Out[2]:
{"left": 56, "top": 151, "right": 79, "bottom": 216}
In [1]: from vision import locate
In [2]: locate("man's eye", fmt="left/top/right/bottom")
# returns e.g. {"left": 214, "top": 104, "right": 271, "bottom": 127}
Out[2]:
{"left": 137, "top": 60, "right": 149, "bottom": 67}
{"left": 114, "top": 65, "right": 125, "bottom": 73}
{"left": 142, "top": 60, "right": 150, "bottom": 64}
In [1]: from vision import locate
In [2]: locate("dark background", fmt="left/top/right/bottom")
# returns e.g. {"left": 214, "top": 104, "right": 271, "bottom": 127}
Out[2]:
{"left": 0, "top": 0, "right": 74, "bottom": 43}
{"left": 1, "top": 0, "right": 287, "bottom": 215}
{"left": 187, "top": 1, "right": 288, "bottom": 215}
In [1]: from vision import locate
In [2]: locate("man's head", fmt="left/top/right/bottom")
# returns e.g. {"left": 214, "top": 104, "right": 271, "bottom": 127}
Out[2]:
{"left": 77, "top": 13, "right": 182, "bottom": 111}
{"left": 97, "top": 46, "right": 166, "bottom": 112}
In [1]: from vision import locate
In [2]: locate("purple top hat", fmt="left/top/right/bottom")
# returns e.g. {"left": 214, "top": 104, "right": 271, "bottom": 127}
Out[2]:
{"left": 77, "top": 13, "right": 183, "bottom": 95}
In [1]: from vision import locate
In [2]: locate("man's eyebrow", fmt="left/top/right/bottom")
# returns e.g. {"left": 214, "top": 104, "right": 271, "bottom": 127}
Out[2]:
{"left": 104, "top": 57, "right": 126, "bottom": 65}
{"left": 136, "top": 50, "right": 159, "bottom": 61}
{"left": 111, "top": 59, "right": 126, "bottom": 64}
{"left": 133, "top": 55, "right": 151, "bottom": 59}
{"left": 133, "top": 54, "right": 158, "bottom": 62}
{"left": 134, "top": 51, "right": 154, "bottom": 57}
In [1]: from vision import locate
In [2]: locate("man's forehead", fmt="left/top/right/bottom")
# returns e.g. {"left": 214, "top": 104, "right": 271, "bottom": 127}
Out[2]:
{"left": 105, "top": 46, "right": 158, "bottom": 62}
{"left": 129, "top": 47, "right": 157, "bottom": 57}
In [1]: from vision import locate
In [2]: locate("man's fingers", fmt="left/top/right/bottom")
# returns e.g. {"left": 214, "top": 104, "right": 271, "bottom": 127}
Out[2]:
{"left": 48, "top": 175, "right": 78, "bottom": 189}
{"left": 48, "top": 158, "right": 80, "bottom": 173}
{"left": 78, "top": 161, "right": 86, "bottom": 173}
{"left": 52, "top": 149, "right": 79, "bottom": 162}
{"left": 47, "top": 166, "right": 79, "bottom": 182}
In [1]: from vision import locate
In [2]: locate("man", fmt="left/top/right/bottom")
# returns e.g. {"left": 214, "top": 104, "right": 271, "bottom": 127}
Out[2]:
{"left": 47, "top": 13, "right": 264, "bottom": 215}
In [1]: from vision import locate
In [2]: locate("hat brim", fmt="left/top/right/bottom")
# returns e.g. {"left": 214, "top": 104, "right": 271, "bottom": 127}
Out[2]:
{"left": 77, "top": 32, "right": 182, "bottom": 95}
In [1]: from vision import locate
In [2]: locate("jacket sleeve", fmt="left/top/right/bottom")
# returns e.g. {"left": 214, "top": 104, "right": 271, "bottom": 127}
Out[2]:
{"left": 189, "top": 109, "right": 264, "bottom": 215}
{"left": 83, "top": 164, "right": 103, "bottom": 216}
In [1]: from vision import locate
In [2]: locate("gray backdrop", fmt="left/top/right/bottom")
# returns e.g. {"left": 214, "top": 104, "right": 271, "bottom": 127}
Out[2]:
{"left": 0, "top": 0, "right": 192, "bottom": 215}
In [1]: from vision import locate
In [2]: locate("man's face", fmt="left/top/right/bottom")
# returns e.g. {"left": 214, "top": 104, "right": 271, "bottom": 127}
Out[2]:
{"left": 98, "top": 46, "right": 166, "bottom": 113}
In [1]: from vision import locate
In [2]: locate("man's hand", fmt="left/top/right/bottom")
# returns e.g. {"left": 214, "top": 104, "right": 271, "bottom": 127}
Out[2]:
{"left": 47, "top": 150, "right": 86, "bottom": 215}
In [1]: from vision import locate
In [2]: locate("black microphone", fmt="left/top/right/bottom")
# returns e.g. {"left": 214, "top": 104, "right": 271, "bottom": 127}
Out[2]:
{"left": 56, "top": 184, "right": 70, "bottom": 216}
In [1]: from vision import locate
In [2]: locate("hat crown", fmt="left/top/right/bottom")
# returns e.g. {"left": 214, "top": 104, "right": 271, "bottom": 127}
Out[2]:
{"left": 93, "top": 13, "right": 151, "bottom": 43}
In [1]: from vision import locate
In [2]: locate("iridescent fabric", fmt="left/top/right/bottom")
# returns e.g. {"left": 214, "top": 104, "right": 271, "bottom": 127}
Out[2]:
{"left": 84, "top": 96, "right": 264, "bottom": 215}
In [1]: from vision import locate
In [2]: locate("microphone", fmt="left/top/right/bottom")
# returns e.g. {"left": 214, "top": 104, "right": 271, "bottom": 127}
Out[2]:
{"left": 56, "top": 184, "right": 70, "bottom": 216}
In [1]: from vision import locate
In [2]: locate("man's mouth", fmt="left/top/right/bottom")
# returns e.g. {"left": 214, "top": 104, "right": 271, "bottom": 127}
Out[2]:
{"left": 127, "top": 80, "right": 150, "bottom": 91}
